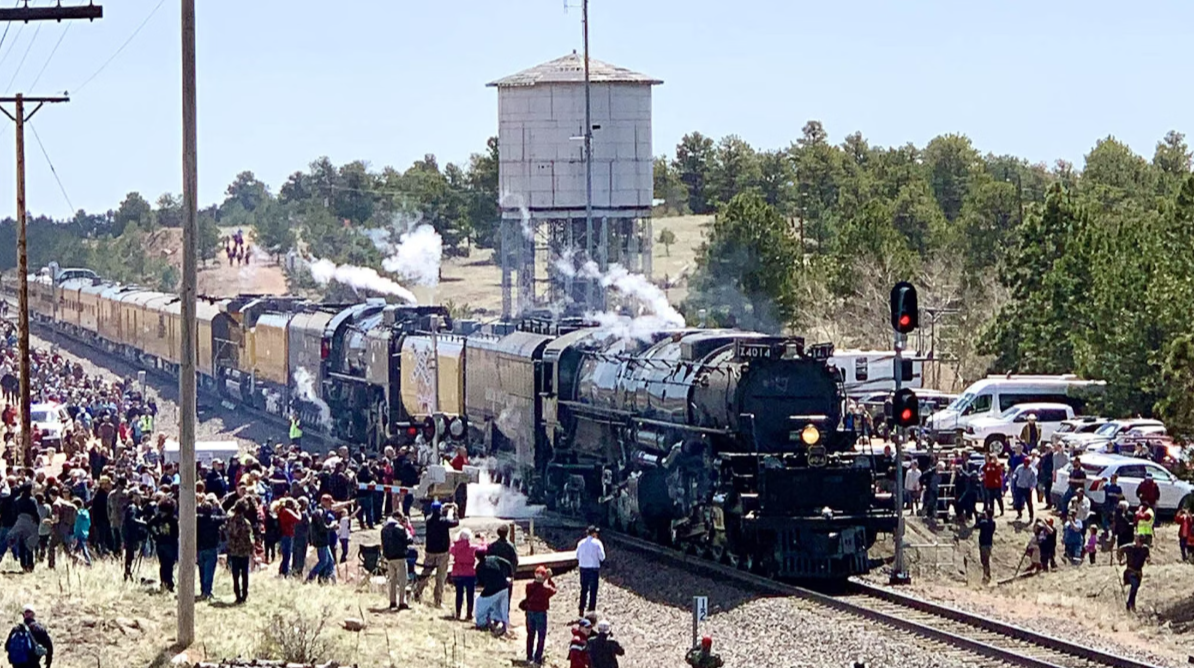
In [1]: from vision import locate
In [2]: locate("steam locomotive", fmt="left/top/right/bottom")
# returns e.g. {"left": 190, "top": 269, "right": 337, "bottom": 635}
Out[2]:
{"left": 22, "top": 266, "right": 895, "bottom": 579}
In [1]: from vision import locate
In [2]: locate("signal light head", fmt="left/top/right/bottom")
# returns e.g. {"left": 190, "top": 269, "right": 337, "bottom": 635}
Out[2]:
{"left": 890, "top": 282, "right": 919, "bottom": 333}
{"left": 891, "top": 388, "right": 919, "bottom": 429}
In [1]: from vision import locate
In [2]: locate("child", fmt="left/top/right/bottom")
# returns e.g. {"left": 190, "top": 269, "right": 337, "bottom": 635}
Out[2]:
{"left": 336, "top": 507, "right": 358, "bottom": 564}
{"left": 1085, "top": 524, "right": 1099, "bottom": 565}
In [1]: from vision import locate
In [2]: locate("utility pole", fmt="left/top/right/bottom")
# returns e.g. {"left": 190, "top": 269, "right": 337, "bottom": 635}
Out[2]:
{"left": 0, "top": 95, "right": 67, "bottom": 464}
{"left": 178, "top": 0, "right": 199, "bottom": 647}
{"left": 0, "top": 3, "right": 102, "bottom": 466}
{"left": 582, "top": 0, "right": 595, "bottom": 310}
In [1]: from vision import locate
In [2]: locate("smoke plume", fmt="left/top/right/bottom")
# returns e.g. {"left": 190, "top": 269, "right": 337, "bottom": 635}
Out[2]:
{"left": 380, "top": 224, "right": 442, "bottom": 286}
{"left": 306, "top": 258, "right": 418, "bottom": 304}
{"left": 499, "top": 191, "right": 535, "bottom": 241}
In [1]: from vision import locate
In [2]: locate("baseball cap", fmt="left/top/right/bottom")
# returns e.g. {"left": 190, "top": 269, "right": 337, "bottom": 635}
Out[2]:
{"left": 22, "top": 604, "right": 34, "bottom": 615}
{"left": 578, "top": 618, "right": 591, "bottom": 628}
{"left": 596, "top": 620, "right": 611, "bottom": 634}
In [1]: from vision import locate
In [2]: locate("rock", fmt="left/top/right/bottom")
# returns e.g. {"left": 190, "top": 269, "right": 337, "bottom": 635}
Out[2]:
{"left": 342, "top": 617, "right": 366, "bottom": 632}
{"left": 79, "top": 616, "right": 98, "bottom": 628}
{"left": 169, "top": 650, "right": 189, "bottom": 665}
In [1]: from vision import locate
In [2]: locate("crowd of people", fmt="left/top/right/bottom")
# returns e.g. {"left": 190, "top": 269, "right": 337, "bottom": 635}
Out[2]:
{"left": 0, "top": 321, "right": 639, "bottom": 668}
{"left": 891, "top": 427, "right": 1188, "bottom": 612}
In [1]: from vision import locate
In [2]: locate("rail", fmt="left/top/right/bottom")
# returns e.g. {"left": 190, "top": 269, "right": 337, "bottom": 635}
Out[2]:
{"left": 546, "top": 515, "right": 1167, "bottom": 668}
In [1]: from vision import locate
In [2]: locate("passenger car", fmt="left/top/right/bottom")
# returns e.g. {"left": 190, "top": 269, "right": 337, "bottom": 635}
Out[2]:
{"left": 1049, "top": 417, "right": 1108, "bottom": 447}
{"left": 1060, "top": 418, "right": 1165, "bottom": 453}
{"left": 1049, "top": 453, "right": 1193, "bottom": 515}
{"left": 962, "top": 403, "right": 1073, "bottom": 455}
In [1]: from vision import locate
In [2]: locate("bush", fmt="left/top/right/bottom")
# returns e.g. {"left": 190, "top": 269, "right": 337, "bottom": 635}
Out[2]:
{"left": 255, "top": 608, "right": 332, "bottom": 664}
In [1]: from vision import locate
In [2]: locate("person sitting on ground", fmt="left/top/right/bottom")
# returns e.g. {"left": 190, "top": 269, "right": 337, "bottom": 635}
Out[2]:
{"left": 685, "top": 635, "right": 724, "bottom": 668}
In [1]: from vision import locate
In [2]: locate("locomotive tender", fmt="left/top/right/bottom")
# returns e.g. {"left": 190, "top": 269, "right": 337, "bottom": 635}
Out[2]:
{"left": 22, "top": 266, "right": 895, "bottom": 579}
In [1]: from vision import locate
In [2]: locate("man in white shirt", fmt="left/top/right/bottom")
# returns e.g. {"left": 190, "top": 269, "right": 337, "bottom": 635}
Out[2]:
{"left": 903, "top": 461, "right": 921, "bottom": 514}
{"left": 575, "top": 525, "right": 606, "bottom": 617}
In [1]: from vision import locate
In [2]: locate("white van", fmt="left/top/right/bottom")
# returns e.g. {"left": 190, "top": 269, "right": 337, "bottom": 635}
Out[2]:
{"left": 830, "top": 350, "right": 923, "bottom": 397}
{"left": 925, "top": 375, "right": 1103, "bottom": 445}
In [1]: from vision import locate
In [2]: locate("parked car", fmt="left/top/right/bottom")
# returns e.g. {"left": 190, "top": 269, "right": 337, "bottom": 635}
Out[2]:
{"left": 1050, "top": 417, "right": 1109, "bottom": 447}
{"left": 29, "top": 402, "right": 68, "bottom": 446}
{"left": 1061, "top": 418, "right": 1165, "bottom": 453}
{"left": 1049, "top": 453, "right": 1193, "bottom": 516}
{"left": 963, "top": 402, "right": 1074, "bottom": 456}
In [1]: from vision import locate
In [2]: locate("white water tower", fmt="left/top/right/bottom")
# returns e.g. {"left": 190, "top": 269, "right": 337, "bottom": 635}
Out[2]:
{"left": 489, "top": 52, "right": 661, "bottom": 316}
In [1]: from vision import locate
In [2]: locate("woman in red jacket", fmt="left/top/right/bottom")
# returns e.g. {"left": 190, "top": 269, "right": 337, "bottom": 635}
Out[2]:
{"left": 523, "top": 566, "right": 556, "bottom": 665}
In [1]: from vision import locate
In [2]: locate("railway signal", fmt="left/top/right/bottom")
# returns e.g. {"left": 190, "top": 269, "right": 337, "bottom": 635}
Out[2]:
{"left": 891, "top": 388, "right": 919, "bottom": 428}
{"left": 890, "top": 282, "right": 919, "bottom": 334}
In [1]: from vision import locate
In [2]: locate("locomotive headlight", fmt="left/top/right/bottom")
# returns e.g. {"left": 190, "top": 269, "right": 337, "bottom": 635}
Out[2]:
{"left": 800, "top": 424, "right": 820, "bottom": 445}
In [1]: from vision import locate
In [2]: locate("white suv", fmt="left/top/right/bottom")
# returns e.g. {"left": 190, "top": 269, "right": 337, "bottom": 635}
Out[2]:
{"left": 963, "top": 403, "right": 1074, "bottom": 455}
{"left": 1049, "top": 453, "right": 1193, "bottom": 515}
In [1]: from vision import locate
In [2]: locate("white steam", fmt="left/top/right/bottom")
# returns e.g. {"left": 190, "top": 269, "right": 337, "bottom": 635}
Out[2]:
{"left": 306, "top": 258, "right": 418, "bottom": 304}
{"left": 586, "top": 262, "right": 685, "bottom": 328}
{"left": 499, "top": 191, "right": 534, "bottom": 240}
{"left": 292, "top": 367, "right": 332, "bottom": 430}
{"left": 380, "top": 224, "right": 442, "bottom": 286}
{"left": 466, "top": 465, "right": 543, "bottom": 519}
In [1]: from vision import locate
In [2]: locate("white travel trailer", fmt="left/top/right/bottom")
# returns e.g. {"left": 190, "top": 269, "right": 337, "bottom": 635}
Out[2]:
{"left": 925, "top": 375, "right": 1104, "bottom": 445}
{"left": 829, "top": 350, "right": 924, "bottom": 397}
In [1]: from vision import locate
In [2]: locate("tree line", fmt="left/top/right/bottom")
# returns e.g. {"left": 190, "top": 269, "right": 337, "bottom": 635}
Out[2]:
{"left": 671, "top": 122, "right": 1194, "bottom": 435}
{"left": 0, "top": 138, "right": 502, "bottom": 291}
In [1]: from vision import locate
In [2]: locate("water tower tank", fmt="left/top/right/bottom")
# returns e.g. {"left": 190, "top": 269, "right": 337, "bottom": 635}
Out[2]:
{"left": 489, "top": 52, "right": 660, "bottom": 214}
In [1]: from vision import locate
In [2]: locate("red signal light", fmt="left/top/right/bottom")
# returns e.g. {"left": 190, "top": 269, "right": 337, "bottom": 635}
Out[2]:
{"left": 898, "top": 314, "right": 911, "bottom": 328}
{"left": 406, "top": 427, "right": 418, "bottom": 437}
{"left": 901, "top": 408, "right": 912, "bottom": 422}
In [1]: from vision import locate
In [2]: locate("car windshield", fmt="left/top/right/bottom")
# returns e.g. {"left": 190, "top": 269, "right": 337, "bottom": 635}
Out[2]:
{"left": 30, "top": 411, "right": 50, "bottom": 423}
{"left": 1094, "top": 423, "right": 1120, "bottom": 436}
{"left": 948, "top": 393, "right": 973, "bottom": 411}
{"left": 998, "top": 406, "right": 1021, "bottom": 419}
{"left": 1081, "top": 463, "right": 1106, "bottom": 474}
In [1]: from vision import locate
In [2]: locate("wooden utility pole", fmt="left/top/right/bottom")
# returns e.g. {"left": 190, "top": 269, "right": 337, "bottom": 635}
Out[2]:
{"left": 0, "top": 3, "right": 102, "bottom": 466}
{"left": 0, "top": 95, "right": 69, "bottom": 464}
{"left": 178, "top": 0, "right": 198, "bottom": 646}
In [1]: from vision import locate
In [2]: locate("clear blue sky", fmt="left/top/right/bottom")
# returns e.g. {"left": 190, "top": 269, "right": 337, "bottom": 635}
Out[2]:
{"left": 0, "top": 0, "right": 1189, "bottom": 219}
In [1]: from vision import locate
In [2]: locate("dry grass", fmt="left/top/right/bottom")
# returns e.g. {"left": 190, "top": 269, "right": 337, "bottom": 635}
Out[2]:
{"left": 0, "top": 556, "right": 518, "bottom": 668}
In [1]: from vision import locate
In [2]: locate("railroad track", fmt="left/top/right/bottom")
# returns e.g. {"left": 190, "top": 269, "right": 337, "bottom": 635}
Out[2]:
{"left": 552, "top": 518, "right": 1169, "bottom": 668}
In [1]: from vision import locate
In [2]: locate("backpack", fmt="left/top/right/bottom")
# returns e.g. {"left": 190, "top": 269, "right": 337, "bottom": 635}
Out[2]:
{"left": 6, "top": 623, "right": 46, "bottom": 664}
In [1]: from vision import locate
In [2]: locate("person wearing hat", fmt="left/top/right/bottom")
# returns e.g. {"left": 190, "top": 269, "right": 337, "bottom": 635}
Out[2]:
{"left": 522, "top": 566, "right": 557, "bottom": 665}
{"left": 685, "top": 636, "right": 722, "bottom": 668}
{"left": 5, "top": 605, "right": 52, "bottom": 668}
{"left": 412, "top": 501, "right": 457, "bottom": 606}
{"left": 588, "top": 619, "right": 626, "bottom": 668}
{"left": 575, "top": 525, "right": 606, "bottom": 617}
{"left": 567, "top": 617, "right": 593, "bottom": 668}
{"left": 1019, "top": 413, "right": 1041, "bottom": 453}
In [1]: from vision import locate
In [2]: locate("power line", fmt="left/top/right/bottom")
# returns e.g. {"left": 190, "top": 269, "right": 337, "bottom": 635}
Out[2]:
{"left": 28, "top": 121, "right": 75, "bottom": 213}
{"left": 73, "top": 0, "right": 164, "bottom": 95}
{"left": 0, "top": 15, "right": 26, "bottom": 71}
{"left": 0, "top": 1, "right": 22, "bottom": 60}
{"left": 6, "top": 19, "right": 42, "bottom": 92}
{"left": 27, "top": 21, "right": 70, "bottom": 92}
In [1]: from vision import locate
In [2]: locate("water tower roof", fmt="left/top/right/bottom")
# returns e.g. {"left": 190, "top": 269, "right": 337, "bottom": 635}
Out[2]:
{"left": 488, "top": 52, "right": 662, "bottom": 87}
